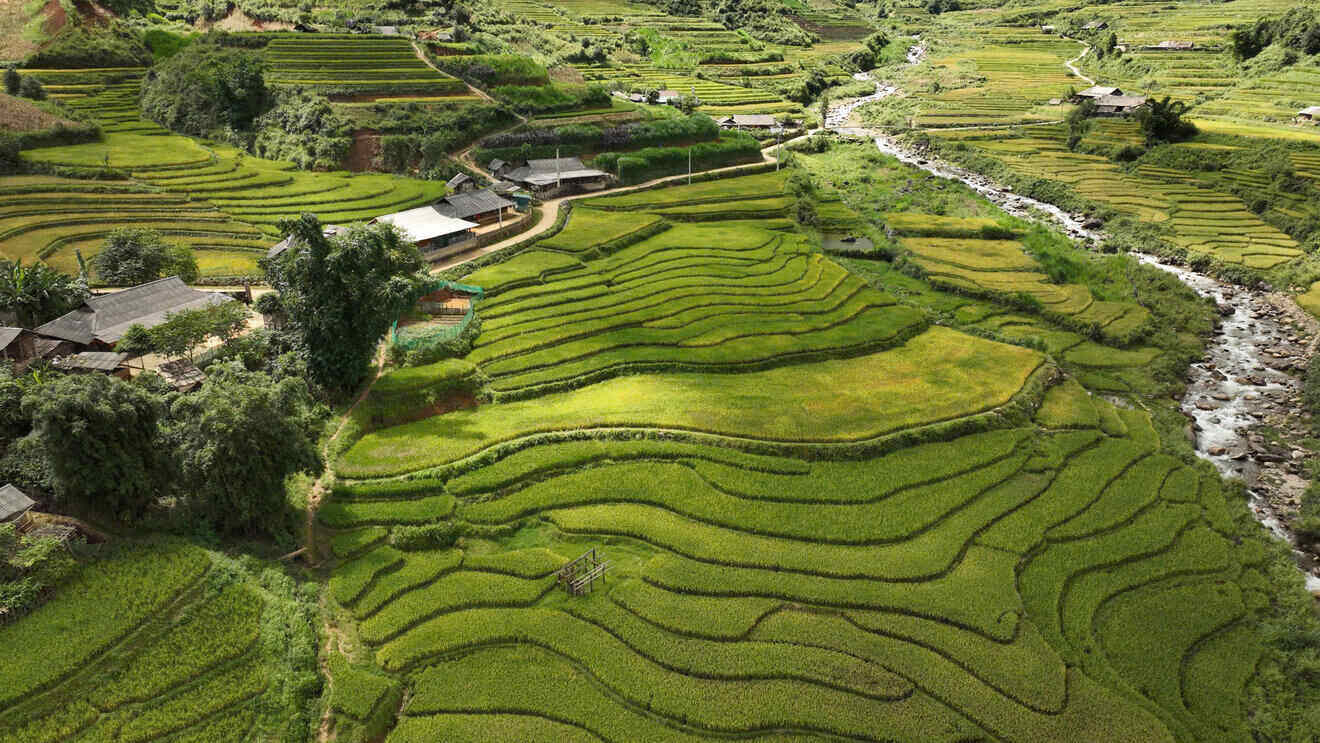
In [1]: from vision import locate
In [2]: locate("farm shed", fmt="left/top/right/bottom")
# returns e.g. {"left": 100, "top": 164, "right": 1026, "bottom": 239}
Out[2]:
{"left": 0, "top": 484, "right": 35, "bottom": 527}
{"left": 656, "top": 89, "right": 681, "bottom": 105}
{"left": 718, "top": 114, "right": 777, "bottom": 131}
{"left": 267, "top": 224, "right": 349, "bottom": 262}
{"left": 434, "top": 188, "right": 516, "bottom": 224}
{"left": 34, "top": 277, "right": 235, "bottom": 351}
{"left": 488, "top": 158, "right": 509, "bottom": 177}
{"left": 371, "top": 206, "right": 479, "bottom": 255}
{"left": 1093, "top": 95, "right": 1148, "bottom": 116}
{"left": 503, "top": 157, "right": 611, "bottom": 196}
{"left": 157, "top": 359, "right": 206, "bottom": 392}
{"left": 54, "top": 351, "right": 130, "bottom": 378}
{"left": 1082, "top": 21, "right": 1108, "bottom": 31}
{"left": 0, "top": 327, "right": 36, "bottom": 363}
{"left": 1151, "top": 40, "right": 1195, "bottom": 51}
{"left": 1298, "top": 106, "right": 1320, "bottom": 124}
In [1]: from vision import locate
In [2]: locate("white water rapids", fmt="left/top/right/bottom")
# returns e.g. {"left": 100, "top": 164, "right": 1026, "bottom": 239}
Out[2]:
{"left": 824, "top": 46, "right": 1320, "bottom": 592}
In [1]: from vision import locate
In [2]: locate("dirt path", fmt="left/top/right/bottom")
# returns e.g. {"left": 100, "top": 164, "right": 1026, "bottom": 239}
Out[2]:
{"left": 1065, "top": 43, "right": 1095, "bottom": 86}
{"left": 304, "top": 347, "right": 388, "bottom": 565}
{"left": 411, "top": 41, "right": 501, "bottom": 105}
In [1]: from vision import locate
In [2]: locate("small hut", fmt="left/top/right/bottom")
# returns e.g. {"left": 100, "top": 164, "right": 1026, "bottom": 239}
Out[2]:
{"left": 0, "top": 484, "right": 36, "bottom": 530}
{"left": 158, "top": 359, "right": 206, "bottom": 392}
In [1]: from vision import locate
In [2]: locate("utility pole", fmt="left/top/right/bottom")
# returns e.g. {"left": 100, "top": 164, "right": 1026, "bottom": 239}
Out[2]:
{"left": 775, "top": 129, "right": 781, "bottom": 171}
{"left": 688, "top": 147, "right": 692, "bottom": 184}
{"left": 555, "top": 145, "right": 561, "bottom": 189}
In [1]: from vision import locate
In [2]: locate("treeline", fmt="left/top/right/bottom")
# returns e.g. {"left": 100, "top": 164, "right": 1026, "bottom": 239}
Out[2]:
{"left": 594, "top": 133, "right": 762, "bottom": 184}
{"left": 475, "top": 113, "right": 721, "bottom": 163}
{"left": 1232, "top": 6, "right": 1320, "bottom": 60}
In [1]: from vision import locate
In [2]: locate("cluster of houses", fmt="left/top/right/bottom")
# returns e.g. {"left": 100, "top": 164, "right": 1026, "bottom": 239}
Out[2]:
{"left": 1, "top": 276, "right": 235, "bottom": 388}
{"left": 488, "top": 156, "right": 612, "bottom": 198}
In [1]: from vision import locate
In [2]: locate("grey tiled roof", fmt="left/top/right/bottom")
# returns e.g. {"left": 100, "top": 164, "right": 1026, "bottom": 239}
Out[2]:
{"left": 0, "top": 483, "right": 34, "bottom": 522}
{"left": 434, "top": 189, "right": 515, "bottom": 220}
{"left": 34, "top": 277, "right": 234, "bottom": 346}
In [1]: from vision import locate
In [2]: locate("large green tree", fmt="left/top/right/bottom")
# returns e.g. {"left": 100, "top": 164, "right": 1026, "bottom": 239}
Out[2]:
{"left": 140, "top": 42, "right": 267, "bottom": 137}
{"left": 1135, "top": 96, "right": 1197, "bottom": 146}
{"left": 166, "top": 363, "right": 323, "bottom": 535}
{"left": 0, "top": 258, "right": 89, "bottom": 328}
{"left": 94, "top": 228, "right": 199, "bottom": 286}
{"left": 266, "top": 215, "right": 423, "bottom": 394}
{"left": 21, "top": 374, "right": 174, "bottom": 521}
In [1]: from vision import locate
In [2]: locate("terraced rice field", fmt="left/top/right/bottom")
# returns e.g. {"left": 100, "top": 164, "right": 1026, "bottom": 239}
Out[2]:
{"left": 316, "top": 167, "right": 1280, "bottom": 741}
{"left": 6, "top": 70, "right": 447, "bottom": 279}
{"left": 914, "top": 34, "right": 1082, "bottom": 128}
{"left": 263, "top": 35, "right": 468, "bottom": 97}
{"left": 0, "top": 542, "right": 314, "bottom": 743}
{"left": 946, "top": 130, "right": 1304, "bottom": 268}
{"left": 890, "top": 218, "right": 1151, "bottom": 342}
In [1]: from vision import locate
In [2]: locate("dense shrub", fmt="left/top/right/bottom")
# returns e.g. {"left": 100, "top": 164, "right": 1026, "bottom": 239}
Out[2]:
{"left": 1231, "top": 5, "right": 1320, "bottom": 60}
{"left": 143, "top": 29, "right": 196, "bottom": 61}
{"left": 23, "top": 24, "right": 151, "bottom": 68}
{"left": 391, "top": 521, "right": 465, "bottom": 550}
{"left": 252, "top": 89, "right": 352, "bottom": 170}
{"left": 94, "top": 228, "right": 199, "bottom": 285}
{"left": 141, "top": 43, "right": 267, "bottom": 137}
{"left": 491, "top": 84, "right": 610, "bottom": 115}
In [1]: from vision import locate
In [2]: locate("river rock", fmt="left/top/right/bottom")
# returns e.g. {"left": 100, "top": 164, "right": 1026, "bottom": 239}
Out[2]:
{"left": 1195, "top": 400, "right": 1217, "bottom": 410}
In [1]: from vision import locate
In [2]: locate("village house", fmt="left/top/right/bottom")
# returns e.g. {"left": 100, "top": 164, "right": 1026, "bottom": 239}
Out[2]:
{"left": 1073, "top": 85, "right": 1123, "bottom": 102}
{"left": 1093, "top": 94, "right": 1149, "bottom": 116}
{"left": 434, "top": 188, "right": 517, "bottom": 225}
{"left": 371, "top": 206, "right": 479, "bottom": 257}
{"left": 1297, "top": 106, "right": 1320, "bottom": 124}
{"left": 655, "top": 89, "right": 681, "bottom": 105}
{"left": 718, "top": 114, "right": 778, "bottom": 131}
{"left": 1082, "top": 20, "right": 1108, "bottom": 31}
{"left": 0, "top": 327, "right": 37, "bottom": 365}
{"left": 33, "top": 276, "right": 235, "bottom": 353}
{"left": 446, "top": 172, "right": 477, "bottom": 193}
{"left": 501, "top": 156, "right": 611, "bottom": 196}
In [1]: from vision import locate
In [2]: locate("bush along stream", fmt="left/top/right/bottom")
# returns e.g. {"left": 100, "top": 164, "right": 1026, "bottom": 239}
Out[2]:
{"left": 826, "top": 48, "right": 1320, "bottom": 596}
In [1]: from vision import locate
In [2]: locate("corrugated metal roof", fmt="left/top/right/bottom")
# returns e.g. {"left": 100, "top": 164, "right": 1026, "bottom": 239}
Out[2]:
{"left": 0, "top": 483, "right": 35, "bottom": 522}
{"left": 1095, "top": 95, "right": 1148, "bottom": 108}
{"left": 34, "top": 277, "right": 234, "bottom": 346}
{"left": 372, "top": 207, "right": 478, "bottom": 243}
{"left": 1077, "top": 86, "right": 1121, "bottom": 98}
{"left": 1300, "top": 106, "right": 1320, "bottom": 116}
{"left": 268, "top": 224, "right": 348, "bottom": 260}
{"left": 57, "top": 351, "right": 128, "bottom": 371}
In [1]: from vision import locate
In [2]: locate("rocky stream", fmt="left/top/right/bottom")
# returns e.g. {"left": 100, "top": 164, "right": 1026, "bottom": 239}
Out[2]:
{"left": 825, "top": 51, "right": 1320, "bottom": 595}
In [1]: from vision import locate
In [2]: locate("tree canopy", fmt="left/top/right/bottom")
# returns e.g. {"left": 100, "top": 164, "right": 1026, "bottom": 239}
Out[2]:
{"left": 266, "top": 215, "right": 424, "bottom": 394}
{"left": 0, "top": 258, "right": 89, "bottom": 328}
{"left": 1135, "top": 96, "right": 1198, "bottom": 146}
{"left": 21, "top": 373, "right": 174, "bottom": 522}
{"left": 94, "top": 228, "right": 199, "bottom": 286}
{"left": 166, "top": 363, "right": 323, "bottom": 535}
{"left": 140, "top": 42, "right": 267, "bottom": 137}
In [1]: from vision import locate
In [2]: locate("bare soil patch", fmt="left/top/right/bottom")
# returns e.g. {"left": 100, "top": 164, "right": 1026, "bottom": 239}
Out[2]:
{"left": 346, "top": 128, "right": 380, "bottom": 172}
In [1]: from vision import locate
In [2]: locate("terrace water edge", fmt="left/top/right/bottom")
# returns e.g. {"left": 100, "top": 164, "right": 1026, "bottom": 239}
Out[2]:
{"left": 828, "top": 52, "right": 1320, "bottom": 595}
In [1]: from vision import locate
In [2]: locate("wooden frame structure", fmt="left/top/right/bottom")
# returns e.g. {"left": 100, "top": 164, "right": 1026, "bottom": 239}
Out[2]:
{"left": 556, "top": 548, "right": 611, "bottom": 596}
